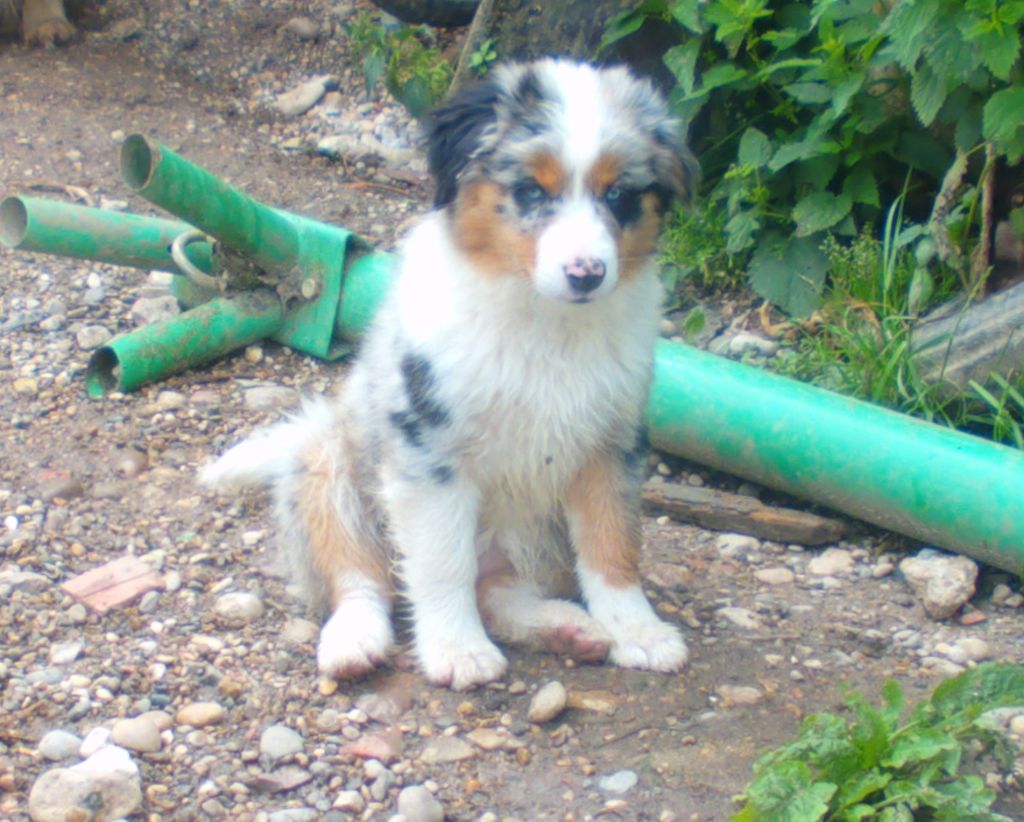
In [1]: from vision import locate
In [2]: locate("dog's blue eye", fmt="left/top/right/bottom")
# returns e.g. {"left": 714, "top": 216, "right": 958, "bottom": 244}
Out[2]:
{"left": 604, "top": 184, "right": 644, "bottom": 225}
{"left": 605, "top": 186, "right": 622, "bottom": 202}
{"left": 512, "top": 180, "right": 550, "bottom": 211}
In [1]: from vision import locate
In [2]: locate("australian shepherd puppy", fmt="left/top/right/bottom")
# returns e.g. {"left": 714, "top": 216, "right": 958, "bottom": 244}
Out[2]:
{"left": 202, "top": 59, "right": 698, "bottom": 690}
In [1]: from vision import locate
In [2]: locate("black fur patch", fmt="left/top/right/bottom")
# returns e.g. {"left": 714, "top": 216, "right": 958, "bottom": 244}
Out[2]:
{"left": 430, "top": 464, "right": 455, "bottom": 484}
{"left": 623, "top": 425, "right": 650, "bottom": 471}
{"left": 426, "top": 79, "right": 504, "bottom": 208}
{"left": 605, "top": 185, "right": 645, "bottom": 226}
{"left": 389, "top": 353, "right": 450, "bottom": 449}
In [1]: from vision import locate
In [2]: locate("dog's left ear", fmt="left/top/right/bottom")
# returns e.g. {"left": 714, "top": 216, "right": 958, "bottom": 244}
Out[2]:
{"left": 653, "top": 123, "right": 700, "bottom": 208}
{"left": 425, "top": 78, "right": 504, "bottom": 209}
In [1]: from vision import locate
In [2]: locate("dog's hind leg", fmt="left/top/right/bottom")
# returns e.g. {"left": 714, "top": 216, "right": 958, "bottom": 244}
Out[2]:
{"left": 479, "top": 572, "right": 612, "bottom": 663}
{"left": 288, "top": 439, "right": 394, "bottom": 680}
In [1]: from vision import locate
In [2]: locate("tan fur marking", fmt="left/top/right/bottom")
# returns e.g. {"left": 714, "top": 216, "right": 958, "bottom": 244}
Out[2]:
{"left": 296, "top": 442, "right": 389, "bottom": 607}
{"left": 587, "top": 152, "right": 622, "bottom": 194}
{"left": 617, "top": 191, "right": 663, "bottom": 281}
{"left": 564, "top": 452, "right": 641, "bottom": 588}
{"left": 528, "top": 151, "right": 567, "bottom": 196}
{"left": 450, "top": 179, "right": 536, "bottom": 278}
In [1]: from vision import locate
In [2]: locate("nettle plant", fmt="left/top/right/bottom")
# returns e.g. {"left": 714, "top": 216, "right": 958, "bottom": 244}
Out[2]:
{"left": 604, "top": 0, "right": 1024, "bottom": 315}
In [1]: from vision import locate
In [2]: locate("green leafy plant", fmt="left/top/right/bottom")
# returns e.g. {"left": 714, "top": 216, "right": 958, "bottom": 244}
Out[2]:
{"left": 468, "top": 37, "right": 498, "bottom": 76}
{"left": 732, "top": 662, "right": 1024, "bottom": 821}
{"left": 604, "top": 0, "right": 1024, "bottom": 316}
{"left": 345, "top": 12, "right": 453, "bottom": 118}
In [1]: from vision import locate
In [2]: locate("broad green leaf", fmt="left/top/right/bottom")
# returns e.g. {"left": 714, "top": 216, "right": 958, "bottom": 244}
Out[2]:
{"left": 598, "top": 1, "right": 667, "bottom": 52}
{"left": 910, "top": 63, "right": 947, "bottom": 127}
{"left": 983, "top": 88, "right": 1024, "bottom": 145}
{"left": 832, "top": 768, "right": 891, "bottom": 810}
{"left": 793, "top": 191, "right": 852, "bottom": 237}
{"left": 698, "top": 62, "right": 748, "bottom": 94}
{"left": 927, "top": 663, "right": 1024, "bottom": 721}
{"left": 738, "top": 127, "right": 773, "bottom": 167}
{"left": 664, "top": 41, "right": 701, "bottom": 95}
{"left": 846, "top": 690, "right": 893, "bottom": 769}
{"left": 842, "top": 165, "right": 879, "bottom": 207}
{"left": 881, "top": 679, "right": 904, "bottom": 726}
{"left": 954, "top": 101, "right": 983, "bottom": 151}
{"left": 749, "top": 232, "right": 828, "bottom": 317}
{"left": 907, "top": 265, "right": 934, "bottom": 316}
{"left": 725, "top": 210, "right": 760, "bottom": 254}
{"left": 878, "top": 805, "right": 914, "bottom": 822}
{"left": 830, "top": 72, "right": 865, "bottom": 119}
{"left": 880, "top": 0, "right": 941, "bottom": 69}
{"left": 784, "top": 82, "right": 833, "bottom": 104}
{"left": 742, "top": 760, "right": 836, "bottom": 821}
{"left": 881, "top": 728, "right": 957, "bottom": 769}
{"left": 1011, "top": 206, "right": 1024, "bottom": 238}
{"left": 770, "top": 134, "right": 841, "bottom": 172}
{"left": 669, "top": 0, "right": 704, "bottom": 34}
{"left": 973, "top": 26, "right": 1021, "bottom": 81}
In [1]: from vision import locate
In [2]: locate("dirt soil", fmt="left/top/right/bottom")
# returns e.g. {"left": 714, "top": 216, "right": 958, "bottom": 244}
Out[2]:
{"left": 1, "top": 4, "right": 1023, "bottom": 821}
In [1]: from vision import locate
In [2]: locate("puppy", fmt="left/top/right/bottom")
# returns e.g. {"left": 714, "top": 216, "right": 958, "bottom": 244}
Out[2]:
{"left": 203, "top": 59, "right": 698, "bottom": 690}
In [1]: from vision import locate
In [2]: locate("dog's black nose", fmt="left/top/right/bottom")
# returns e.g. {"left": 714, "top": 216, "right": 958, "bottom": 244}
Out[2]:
{"left": 564, "top": 257, "right": 606, "bottom": 294}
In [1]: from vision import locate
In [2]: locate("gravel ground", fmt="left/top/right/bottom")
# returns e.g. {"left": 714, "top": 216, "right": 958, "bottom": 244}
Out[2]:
{"left": 1, "top": 3, "right": 1024, "bottom": 820}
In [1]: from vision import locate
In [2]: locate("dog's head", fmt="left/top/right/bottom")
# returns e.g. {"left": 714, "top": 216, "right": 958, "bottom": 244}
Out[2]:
{"left": 426, "top": 59, "right": 698, "bottom": 304}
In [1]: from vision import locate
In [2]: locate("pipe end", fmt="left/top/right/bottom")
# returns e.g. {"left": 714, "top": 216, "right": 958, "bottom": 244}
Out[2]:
{"left": 0, "top": 197, "right": 28, "bottom": 248}
{"left": 86, "top": 347, "right": 122, "bottom": 398}
{"left": 121, "top": 134, "right": 157, "bottom": 192}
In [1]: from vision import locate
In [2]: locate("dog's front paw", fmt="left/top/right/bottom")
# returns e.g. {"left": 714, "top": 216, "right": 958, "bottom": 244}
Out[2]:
{"left": 419, "top": 638, "right": 507, "bottom": 690}
{"left": 318, "top": 600, "right": 394, "bottom": 679}
{"left": 609, "top": 619, "right": 689, "bottom": 672}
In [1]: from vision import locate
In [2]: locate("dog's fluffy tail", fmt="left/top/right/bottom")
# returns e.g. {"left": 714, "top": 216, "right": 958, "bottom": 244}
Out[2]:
{"left": 200, "top": 398, "right": 336, "bottom": 490}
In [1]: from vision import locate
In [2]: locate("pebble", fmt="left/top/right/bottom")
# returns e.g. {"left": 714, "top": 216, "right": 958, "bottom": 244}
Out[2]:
{"left": 937, "top": 637, "right": 992, "bottom": 664}
{"left": 716, "top": 684, "right": 765, "bottom": 707}
{"left": 1010, "top": 715, "right": 1024, "bottom": 737}
{"left": 79, "top": 726, "right": 113, "bottom": 757}
{"left": 899, "top": 551, "right": 978, "bottom": 619}
{"left": 268, "top": 809, "right": 319, "bottom": 822}
{"left": 715, "top": 533, "right": 761, "bottom": 562}
{"left": 527, "top": 680, "right": 568, "bottom": 724}
{"left": 282, "top": 15, "right": 320, "bottom": 40}
{"left": 418, "top": 735, "right": 475, "bottom": 764}
{"left": 754, "top": 567, "right": 795, "bottom": 585}
{"left": 260, "top": 724, "right": 304, "bottom": 761}
{"left": 397, "top": 785, "right": 444, "bottom": 822}
{"left": 727, "top": 331, "right": 778, "bottom": 358}
{"left": 466, "top": 727, "right": 507, "bottom": 750}
{"left": 275, "top": 74, "right": 338, "bottom": 117}
{"left": 333, "top": 789, "right": 366, "bottom": 812}
{"left": 598, "top": 769, "right": 638, "bottom": 794}
{"left": 37, "top": 729, "right": 83, "bottom": 761}
{"left": 131, "top": 295, "right": 180, "bottom": 326}
{"left": 48, "top": 639, "right": 84, "bottom": 665}
{"left": 807, "top": 548, "right": 855, "bottom": 576}
{"left": 75, "top": 324, "right": 112, "bottom": 350}
{"left": 243, "top": 384, "right": 299, "bottom": 410}
{"left": 112, "top": 715, "right": 163, "bottom": 753}
{"left": 28, "top": 745, "right": 141, "bottom": 822}
{"left": 717, "top": 606, "right": 761, "bottom": 630}
{"left": 214, "top": 591, "right": 264, "bottom": 622}
{"left": 176, "top": 701, "right": 226, "bottom": 728}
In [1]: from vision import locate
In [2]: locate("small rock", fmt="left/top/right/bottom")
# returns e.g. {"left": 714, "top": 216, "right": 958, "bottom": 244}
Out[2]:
{"left": 397, "top": 785, "right": 444, "bottom": 822}
{"left": 79, "top": 727, "right": 113, "bottom": 757}
{"left": 716, "top": 684, "right": 765, "bottom": 707}
{"left": 281, "top": 617, "right": 319, "bottom": 645}
{"left": 1010, "top": 715, "right": 1024, "bottom": 737}
{"left": 527, "top": 680, "right": 568, "bottom": 724}
{"left": 754, "top": 567, "right": 795, "bottom": 585}
{"left": 130, "top": 295, "right": 180, "bottom": 327}
{"left": 176, "top": 701, "right": 226, "bottom": 728}
{"left": 419, "top": 735, "right": 475, "bottom": 764}
{"left": 111, "top": 715, "right": 162, "bottom": 753}
{"left": 953, "top": 637, "right": 993, "bottom": 663}
{"left": 243, "top": 384, "right": 299, "bottom": 411}
{"left": 341, "top": 732, "right": 403, "bottom": 763}
{"left": 275, "top": 74, "right": 337, "bottom": 117}
{"left": 282, "top": 16, "right": 320, "bottom": 40}
{"left": 214, "top": 591, "right": 264, "bottom": 623}
{"left": 268, "top": 810, "right": 319, "bottom": 822}
{"left": 807, "top": 548, "right": 855, "bottom": 576}
{"left": 39, "top": 474, "right": 85, "bottom": 502}
{"left": 333, "top": 789, "right": 366, "bottom": 812}
{"left": 715, "top": 533, "right": 761, "bottom": 562}
{"left": 49, "top": 639, "right": 84, "bottom": 665}
{"left": 37, "top": 730, "right": 82, "bottom": 761}
{"left": 566, "top": 689, "right": 619, "bottom": 714}
{"left": 260, "top": 724, "right": 304, "bottom": 761}
{"left": 466, "top": 727, "right": 507, "bottom": 751}
{"left": 598, "top": 769, "right": 638, "bottom": 794}
{"left": 727, "top": 331, "right": 778, "bottom": 358}
{"left": 717, "top": 606, "right": 761, "bottom": 630}
{"left": 76, "top": 324, "right": 112, "bottom": 350}
{"left": 28, "top": 745, "right": 141, "bottom": 822}
{"left": 900, "top": 552, "right": 978, "bottom": 619}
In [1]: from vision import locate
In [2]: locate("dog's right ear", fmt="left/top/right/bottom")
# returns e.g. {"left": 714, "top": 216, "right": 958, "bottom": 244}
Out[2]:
{"left": 425, "top": 78, "right": 504, "bottom": 209}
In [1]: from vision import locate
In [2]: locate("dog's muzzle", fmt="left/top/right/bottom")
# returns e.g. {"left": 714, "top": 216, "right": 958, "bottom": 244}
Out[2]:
{"left": 564, "top": 257, "right": 606, "bottom": 296}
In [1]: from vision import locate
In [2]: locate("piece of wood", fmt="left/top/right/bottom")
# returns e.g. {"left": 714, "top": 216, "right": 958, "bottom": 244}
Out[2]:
{"left": 642, "top": 479, "right": 846, "bottom": 545}
{"left": 61, "top": 555, "right": 163, "bottom": 613}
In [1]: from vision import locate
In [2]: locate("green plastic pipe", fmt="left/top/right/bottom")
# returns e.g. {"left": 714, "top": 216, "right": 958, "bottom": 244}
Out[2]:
{"left": 120, "top": 135, "right": 299, "bottom": 277}
{"left": 0, "top": 195, "right": 212, "bottom": 273}
{"left": 86, "top": 292, "right": 282, "bottom": 398}
{"left": 647, "top": 341, "right": 1024, "bottom": 573}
